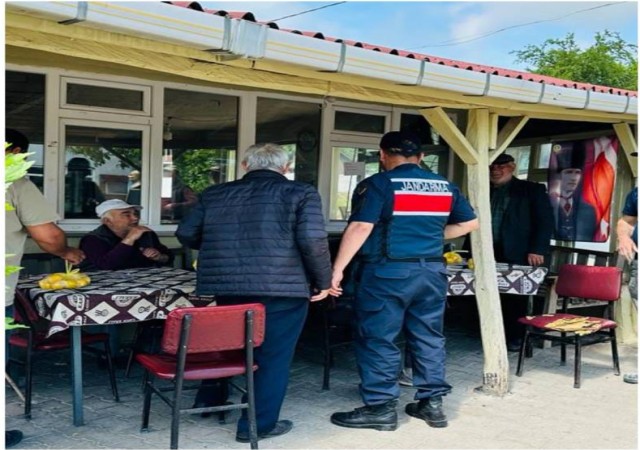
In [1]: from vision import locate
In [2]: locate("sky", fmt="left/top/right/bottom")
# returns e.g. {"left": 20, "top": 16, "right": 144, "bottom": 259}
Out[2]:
{"left": 200, "top": 1, "right": 638, "bottom": 72}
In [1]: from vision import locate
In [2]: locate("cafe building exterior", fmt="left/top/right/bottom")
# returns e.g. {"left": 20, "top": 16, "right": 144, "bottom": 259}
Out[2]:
{"left": 5, "top": 1, "right": 638, "bottom": 394}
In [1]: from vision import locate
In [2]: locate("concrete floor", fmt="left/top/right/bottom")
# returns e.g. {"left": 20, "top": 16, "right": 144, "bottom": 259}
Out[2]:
{"left": 5, "top": 322, "right": 639, "bottom": 449}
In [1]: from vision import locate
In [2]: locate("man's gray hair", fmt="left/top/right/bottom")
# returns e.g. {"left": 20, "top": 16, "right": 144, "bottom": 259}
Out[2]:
{"left": 242, "top": 143, "right": 290, "bottom": 172}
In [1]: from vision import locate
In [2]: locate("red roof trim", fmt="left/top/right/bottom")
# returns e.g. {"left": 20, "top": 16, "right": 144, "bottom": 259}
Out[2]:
{"left": 166, "top": 2, "right": 637, "bottom": 97}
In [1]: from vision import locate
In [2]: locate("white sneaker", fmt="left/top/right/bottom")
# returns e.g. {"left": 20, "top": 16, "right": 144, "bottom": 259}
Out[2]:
{"left": 623, "top": 373, "right": 638, "bottom": 384}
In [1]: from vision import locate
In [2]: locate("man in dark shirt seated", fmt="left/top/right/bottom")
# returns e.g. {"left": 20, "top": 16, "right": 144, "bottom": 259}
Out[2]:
{"left": 80, "top": 199, "right": 173, "bottom": 271}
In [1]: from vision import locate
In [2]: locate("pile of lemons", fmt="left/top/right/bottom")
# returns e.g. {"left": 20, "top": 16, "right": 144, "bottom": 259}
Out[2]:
{"left": 443, "top": 251, "right": 475, "bottom": 269}
{"left": 443, "top": 251, "right": 463, "bottom": 265}
{"left": 38, "top": 266, "right": 91, "bottom": 290}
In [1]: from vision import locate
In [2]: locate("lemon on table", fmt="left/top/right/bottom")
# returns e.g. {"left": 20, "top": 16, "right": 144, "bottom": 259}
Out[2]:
{"left": 443, "top": 251, "right": 463, "bottom": 265}
{"left": 38, "top": 271, "right": 91, "bottom": 290}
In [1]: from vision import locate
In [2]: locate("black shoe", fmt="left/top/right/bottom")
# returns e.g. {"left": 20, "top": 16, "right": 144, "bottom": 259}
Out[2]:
{"left": 405, "top": 396, "right": 448, "bottom": 428}
{"left": 507, "top": 339, "right": 523, "bottom": 353}
{"left": 192, "top": 401, "right": 233, "bottom": 422}
{"left": 235, "top": 420, "right": 293, "bottom": 443}
{"left": 192, "top": 379, "right": 230, "bottom": 420}
{"left": 330, "top": 401, "right": 398, "bottom": 431}
{"left": 6, "top": 430, "right": 23, "bottom": 448}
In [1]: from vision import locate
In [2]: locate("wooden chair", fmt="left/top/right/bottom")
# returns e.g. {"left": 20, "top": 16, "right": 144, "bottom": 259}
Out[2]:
{"left": 305, "top": 295, "right": 355, "bottom": 390}
{"left": 516, "top": 264, "right": 622, "bottom": 388}
{"left": 7, "top": 290, "right": 119, "bottom": 419}
{"left": 135, "top": 304, "right": 266, "bottom": 449}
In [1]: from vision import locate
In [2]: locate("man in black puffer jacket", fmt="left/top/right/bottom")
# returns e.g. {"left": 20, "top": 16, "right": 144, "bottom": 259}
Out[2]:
{"left": 176, "top": 143, "right": 331, "bottom": 443}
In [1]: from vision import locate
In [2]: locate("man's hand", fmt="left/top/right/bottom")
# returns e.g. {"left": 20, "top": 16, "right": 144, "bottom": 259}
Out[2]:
{"left": 61, "top": 248, "right": 85, "bottom": 265}
{"left": 527, "top": 253, "right": 544, "bottom": 267}
{"left": 618, "top": 235, "right": 638, "bottom": 262}
{"left": 122, "top": 225, "right": 153, "bottom": 245}
{"left": 140, "top": 247, "right": 168, "bottom": 263}
{"left": 329, "top": 270, "right": 344, "bottom": 297}
{"left": 310, "top": 288, "right": 330, "bottom": 302}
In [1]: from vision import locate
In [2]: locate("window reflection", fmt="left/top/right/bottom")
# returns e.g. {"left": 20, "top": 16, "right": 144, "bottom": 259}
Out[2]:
{"left": 162, "top": 89, "right": 239, "bottom": 224}
{"left": 64, "top": 125, "right": 142, "bottom": 219}
{"left": 5, "top": 71, "right": 46, "bottom": 191}
{"left": 256, "top": 98, "right": 321, "bottom": 186}
{"left": 330, "top": 147, "right": 380, "bottom": 220}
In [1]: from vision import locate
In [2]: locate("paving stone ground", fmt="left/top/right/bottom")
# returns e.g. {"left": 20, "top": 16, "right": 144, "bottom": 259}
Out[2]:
{"left": 5, "top": 323, "right": 638, "bottom": 449}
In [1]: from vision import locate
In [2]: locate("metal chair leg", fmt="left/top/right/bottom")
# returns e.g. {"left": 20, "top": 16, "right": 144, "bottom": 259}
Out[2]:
{"left": 140, "top": 372, "right": 152, "bottom": 431}
{"left": 125, "top": 323, "right": 144, "bottom": 378}
{"left": 25, "top": 332, "right": 33, "bottom": 419}
{"left": 560, "top": 332, "right": 567, "bottom": 365}
{"left": 103, "top": 340, "right": 120, "bottom": 402}
{"left": 610, "top": 329, "right": 620, "bottom": 375}
{"left": 322, "top": 303, "right": 331, "bottom": 391}
{"left": 516, "top": 330, "right": 529, "bottom": 376}
{"left": 573, "top": 337, "right": 582, "bottom": 389}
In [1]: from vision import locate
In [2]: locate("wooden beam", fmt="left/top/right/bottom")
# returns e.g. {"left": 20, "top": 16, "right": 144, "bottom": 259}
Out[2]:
{"left": 489, "top": 116, "right": 530, "bottom": 163}
{"left": 488, "top": 113, "right": 499, "bottom": 150}
{"left": 465, "top": 109, "right": 510, "bottom": 396}
{"left": 419, "top": 107, "right": 479, "bottom": 165}
{"left": 613, "top": 123, "right": 638, "bottom": 177}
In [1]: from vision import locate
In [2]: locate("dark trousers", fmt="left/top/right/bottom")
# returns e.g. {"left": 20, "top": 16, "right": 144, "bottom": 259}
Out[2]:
{"left": 197, "top": 296, "right": 309, "bottom": 434}
{"left": 355, "top": 261, "right": 452, "bottom": 405}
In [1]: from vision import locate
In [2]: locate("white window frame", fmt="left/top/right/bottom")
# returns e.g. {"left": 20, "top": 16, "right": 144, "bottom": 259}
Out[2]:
{"left": 60, "top": 76, "right": 152, "bottom": 116}
{"left": 57, "top": 118, "right": 151, "bottom": 230}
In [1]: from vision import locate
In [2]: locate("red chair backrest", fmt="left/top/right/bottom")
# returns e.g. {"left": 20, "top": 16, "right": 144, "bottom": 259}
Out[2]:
{"left": 161, "top": 304, "right": 266, "bottom": 355}
{"left": 13, "top": 289, "right": 42, "bottom": 326}
{"left": 555, "top": 264, "right": 622, "bottom": 302}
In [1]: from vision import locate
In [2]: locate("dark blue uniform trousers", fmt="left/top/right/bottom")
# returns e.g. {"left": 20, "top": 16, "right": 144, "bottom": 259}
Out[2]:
{"left": 354, "top": 260, "right": 452, "bottom": 405}
{"left": 215, "top": 296, "right": 309, "bottom": 435}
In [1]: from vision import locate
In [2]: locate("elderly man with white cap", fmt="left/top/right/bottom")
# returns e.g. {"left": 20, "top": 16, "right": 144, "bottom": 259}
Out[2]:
{"left": 79, "top": 199, "right": 173, "bottom": 271}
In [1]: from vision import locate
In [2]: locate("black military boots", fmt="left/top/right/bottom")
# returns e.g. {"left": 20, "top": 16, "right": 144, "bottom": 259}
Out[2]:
{"left": 330, "top": 400, "right": 398, "bottom": 431}
{"left": 405, "top": 396, "right": 448, "bottom": 428}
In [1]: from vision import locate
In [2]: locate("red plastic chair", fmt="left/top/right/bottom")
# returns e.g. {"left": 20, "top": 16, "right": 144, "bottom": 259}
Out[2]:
{"left": 7, "top": 290, "right": 120, "bottom": 419}
{"left": 135, "top": 304, "right": 266, "bottom": 449}
{"left": 516, "top": 264, "right": 622, "bottom": 388}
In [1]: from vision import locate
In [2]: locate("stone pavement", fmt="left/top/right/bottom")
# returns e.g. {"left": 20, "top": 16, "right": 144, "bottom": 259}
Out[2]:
{"left": 5, "top": 324, "right": 638, "bottom": 449}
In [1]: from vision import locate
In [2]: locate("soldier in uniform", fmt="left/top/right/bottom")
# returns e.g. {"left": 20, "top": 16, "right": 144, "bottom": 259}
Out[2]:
{"left": 329, "top": 131, "right": 479, "bottom": 431}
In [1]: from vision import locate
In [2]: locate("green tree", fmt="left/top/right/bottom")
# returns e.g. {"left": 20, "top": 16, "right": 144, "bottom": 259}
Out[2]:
{"left": 512, "top": 30, "right": 637, "bottom": 90}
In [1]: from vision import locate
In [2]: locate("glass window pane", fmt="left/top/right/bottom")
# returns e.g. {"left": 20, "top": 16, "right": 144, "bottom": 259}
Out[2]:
{"left": 5, "top": 71, "right": 46, "bottom": 192}
{"left": 334, "top": 111, "right": 385, "bottom": 134}
{"left": 537, "top": 143, "right": 552, "bottom": 168}
{"left": 256, "top": 98, "right": 322, "bottom": 186}
{"left": 330, "top": 146, "right": 380, "bottom": 220}
{"left": 64, "top": 125, "right": 142, "bottom": 219}
{"left": 162, "top": 89, "right": 239, "bottom": 224}
{"left": 66, "top": 83, "right": 144, "bottom": 111}
{"left": 400, "top": 113, "right": 449, "bottom": 177}
{"left": 504, "top": 145, "right": 531, "bottom": 179}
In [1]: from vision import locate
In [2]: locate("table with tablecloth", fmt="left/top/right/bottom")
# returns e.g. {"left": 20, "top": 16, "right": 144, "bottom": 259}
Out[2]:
{"left": 447, "top": 263, "right": 549, "bottom": 296}
{"left": 16, "top": 266, "right": 214, "bottom": 426}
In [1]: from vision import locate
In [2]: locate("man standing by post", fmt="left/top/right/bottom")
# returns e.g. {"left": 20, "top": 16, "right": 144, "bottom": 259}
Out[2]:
{"left": 5, "top": 129, "right": 85, "bottom": 448}
{"left": 176, "top": 143, "right": 331, "bottom": 442}
{"left": 617, "top": 185, "right": 637, "bottom": 384}
{"left": 329, "top": 131, "right": 478, "bottom": 431}
{"left": 486, "top": 153, "right": 554, "bottom": 351}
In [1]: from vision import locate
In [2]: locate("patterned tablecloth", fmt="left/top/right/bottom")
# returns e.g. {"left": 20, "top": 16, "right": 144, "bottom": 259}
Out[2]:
{"left": 447, "top": 263, "right": 548, "bottom": 296}
{"left": 16, "top": 267, "right": 214, "bottom": 337}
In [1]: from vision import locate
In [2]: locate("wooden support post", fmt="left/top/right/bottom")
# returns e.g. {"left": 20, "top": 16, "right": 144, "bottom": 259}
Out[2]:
{"left": 420, "top": 107, "right": 479, "bottom": 164}
{"left": 465, "top": 109, "right": 510, "bottom": 396}
{"left": 613, "top": 122, "right": 638, "bottom": 178}
{"left": 489, "top": 116, "right": 529, "bottom": 163}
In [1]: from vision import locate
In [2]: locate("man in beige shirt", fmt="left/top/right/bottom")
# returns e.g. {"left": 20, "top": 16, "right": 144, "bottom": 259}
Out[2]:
{"left": 5, "top": 128, "right": 84, "bottom": 448}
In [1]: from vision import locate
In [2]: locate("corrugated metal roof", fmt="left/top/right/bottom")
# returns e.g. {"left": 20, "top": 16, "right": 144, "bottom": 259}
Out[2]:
{"left": 164, "top": 1, "right": 637, "bottom": 98}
